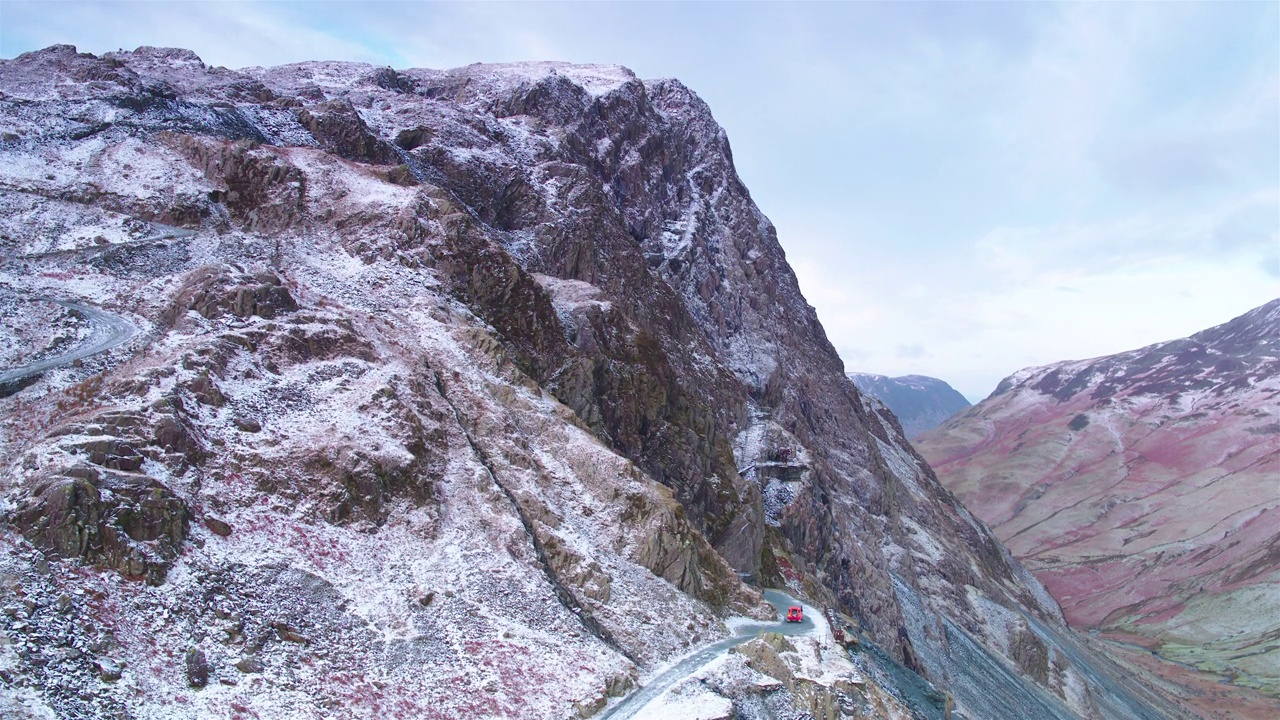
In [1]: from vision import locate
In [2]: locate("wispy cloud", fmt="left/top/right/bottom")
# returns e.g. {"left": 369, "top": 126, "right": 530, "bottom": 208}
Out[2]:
{"left": 1, "top": 1, "right": 1275, "bottom": 400}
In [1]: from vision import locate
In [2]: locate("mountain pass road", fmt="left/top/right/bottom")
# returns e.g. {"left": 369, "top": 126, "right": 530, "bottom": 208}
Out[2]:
{"left": 0, "top": 299, "right": 137, "bottom": 387}
{"left": 600, "top": 589, "right": 821, "bottom": 720}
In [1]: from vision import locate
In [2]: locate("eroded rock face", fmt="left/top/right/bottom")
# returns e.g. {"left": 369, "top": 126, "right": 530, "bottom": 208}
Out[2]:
{"left": 164, "top": 134, "right": 307, "bottom": 234}
{"left": 177, "top": 267, "right": 298, "bottom": 322}
{"left": 384, "top": 64, "right": 1062, "bottom": 662}
{"left": 6, "top": 401, "right": 204, "bottom": 585}
{"left": 12, "top": 465, "right": 189, "bottom": 585}
{"left": 428, "top": 202, "right": 754, "bottom": 566}
{"left": 295, "top": 99, "right": 399, "bottom": 165}
{"left": 0, "top": 46, "right": 1193, "bottom": 720}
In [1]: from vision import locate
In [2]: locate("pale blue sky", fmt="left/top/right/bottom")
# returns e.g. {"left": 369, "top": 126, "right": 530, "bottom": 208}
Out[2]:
{"left": 3, "top": 1, "right": 1276, "bottom": 400}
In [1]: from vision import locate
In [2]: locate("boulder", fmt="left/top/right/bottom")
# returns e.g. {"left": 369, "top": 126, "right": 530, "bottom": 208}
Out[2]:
{"left": 185, "top": 649, "right": 209, "bottom": 688}
{"left": 96, "top": 657, "right": 124, "bottom": 682}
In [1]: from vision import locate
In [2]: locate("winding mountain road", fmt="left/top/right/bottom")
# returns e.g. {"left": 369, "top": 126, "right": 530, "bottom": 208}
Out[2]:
{"left": 17, "top": 222, "right": 196, "bottom": 260}
{"left": 600, "top": 590, "right": 821, "bottom": 720}
{"left": 0, "top": 299, "right": 137, "bottom": 387}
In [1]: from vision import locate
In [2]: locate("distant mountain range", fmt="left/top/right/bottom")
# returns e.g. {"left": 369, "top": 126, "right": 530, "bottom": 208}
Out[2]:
{"left": 916, "top": 299, "right": 1280, "bottom": 717}
{"left": 846, "top": 372, "right": 971, "bottom": 438}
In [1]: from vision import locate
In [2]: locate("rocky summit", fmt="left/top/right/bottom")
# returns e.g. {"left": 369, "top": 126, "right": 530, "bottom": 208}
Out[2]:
{"left": 0, "top": 45, "right": 1191, "bottom": 719}
{"left": 917, "top": 299, "right": 1280, "bottom": 719}
{"left": 846, "top": 373, "right": 971, "bottom": 440}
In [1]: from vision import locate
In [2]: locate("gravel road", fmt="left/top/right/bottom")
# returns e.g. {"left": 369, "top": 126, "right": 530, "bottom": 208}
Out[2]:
{"left": 0, "top": 299, "right": 136, "bottom": 387}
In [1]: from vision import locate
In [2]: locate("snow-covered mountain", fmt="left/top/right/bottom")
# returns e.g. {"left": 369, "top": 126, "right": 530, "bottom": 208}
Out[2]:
{"left": 847, "top": 373, "right": 971, "bottom": 438}
{"left": 916, "top": 299, "right": 1280, "bottom": 718}
{"left": 0, "top": 45, "right": 1190, "bottom": 719}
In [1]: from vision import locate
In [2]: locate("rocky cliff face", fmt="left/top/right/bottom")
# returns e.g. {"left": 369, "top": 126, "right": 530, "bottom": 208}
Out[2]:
{"left": 847, "top": 373, "right": 971, "bottom": 439}
{"left": 917, "top": 299, "right": 1280, "bottom": 718}
{"left": 0, "top": 45, "right": 1188, "bottom": 719}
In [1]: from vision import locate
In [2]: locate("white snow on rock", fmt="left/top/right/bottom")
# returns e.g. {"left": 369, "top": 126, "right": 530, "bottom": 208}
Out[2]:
{"left": 448, "top": 61, "right": 639, "bottom": 98}
{"left": 0, "top": 45, "right": 1193, "bottom": 720}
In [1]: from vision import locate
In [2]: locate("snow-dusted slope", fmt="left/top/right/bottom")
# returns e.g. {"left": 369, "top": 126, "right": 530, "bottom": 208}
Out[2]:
{"left": 917, "top": 299, "right": 1280, "bottom": 717}
{"left": 0, "top": 45, "right": 1190, "bottom": 719}
{"left": 847, "top": 372, "right": 971, "bottom": 438}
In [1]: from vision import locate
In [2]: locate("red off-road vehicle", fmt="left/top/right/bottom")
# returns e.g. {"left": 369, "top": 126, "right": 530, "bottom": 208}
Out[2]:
{"left": 786, "top": 606, "right": 803, "bottom": 623}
